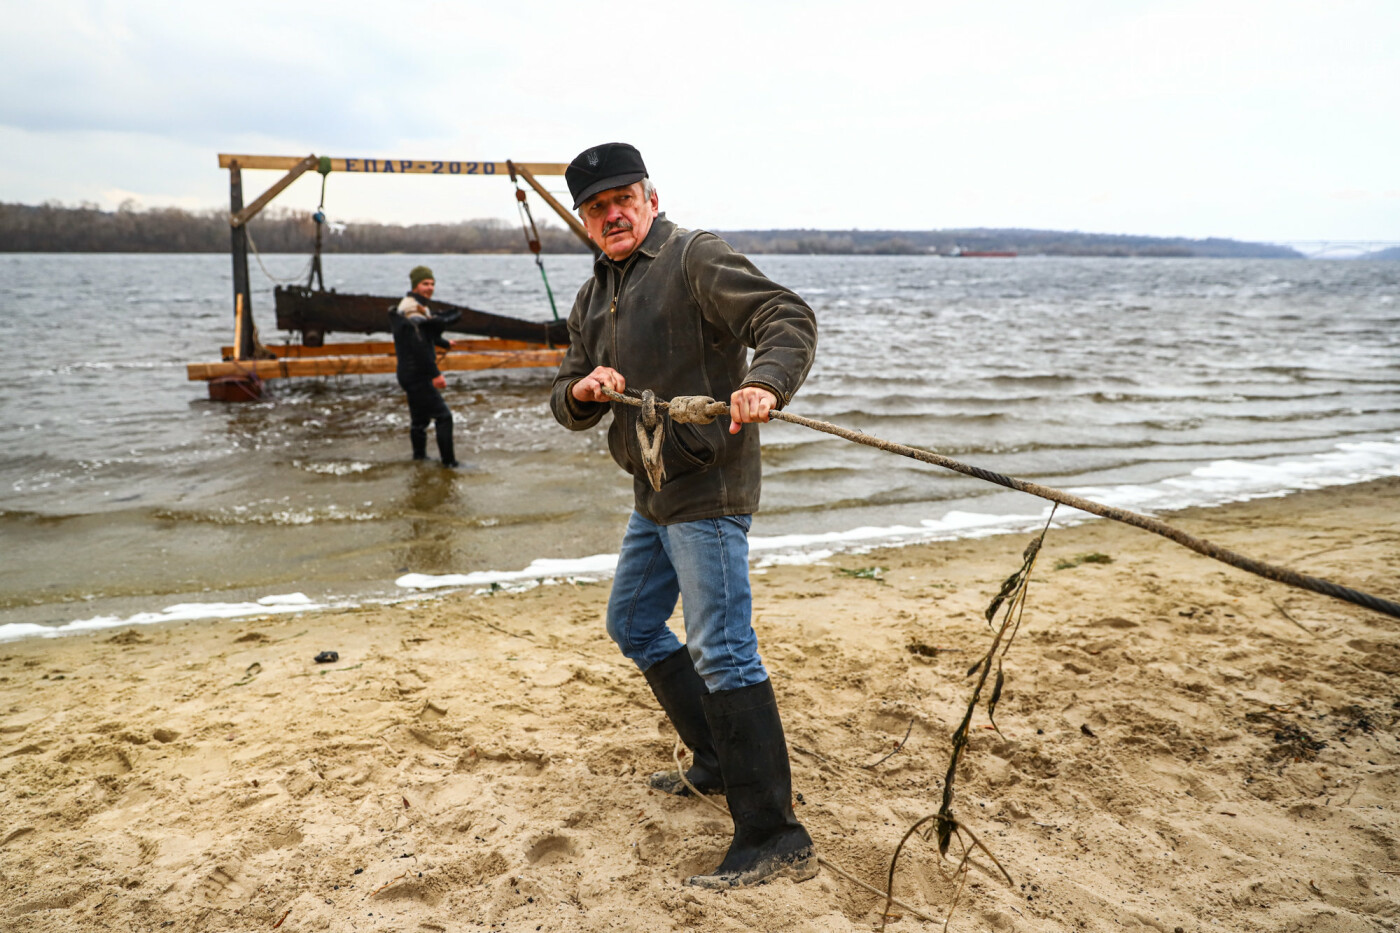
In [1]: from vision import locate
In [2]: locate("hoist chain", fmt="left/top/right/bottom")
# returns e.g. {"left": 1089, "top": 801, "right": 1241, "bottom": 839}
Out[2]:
{"left": 507, "top": 160, "right": 561, "bottom": 325}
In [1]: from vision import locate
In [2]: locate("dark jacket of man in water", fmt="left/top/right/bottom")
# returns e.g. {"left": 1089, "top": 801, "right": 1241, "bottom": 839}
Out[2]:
{"left": 389, "top": 265, "right": 461, "bottom": 466}
{"left": 549, "top": 143, "right": 819, "bottom": 889}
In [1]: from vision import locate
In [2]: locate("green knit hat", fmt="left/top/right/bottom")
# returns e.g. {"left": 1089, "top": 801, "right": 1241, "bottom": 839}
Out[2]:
{"left": 409, "top": 265, "right": 435, "bottom": 287}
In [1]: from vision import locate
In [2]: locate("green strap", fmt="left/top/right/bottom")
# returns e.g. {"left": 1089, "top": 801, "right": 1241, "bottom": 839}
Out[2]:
{"left": 535, "top": 255, "right": 560, "bottom": 322}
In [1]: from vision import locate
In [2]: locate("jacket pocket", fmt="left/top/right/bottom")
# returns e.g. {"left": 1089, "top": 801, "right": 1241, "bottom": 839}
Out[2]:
{"left": 664, "top": 421, "right": 719, "bottom": 474}
{"left": 609, "top": 411, "right": 719, "bottom": 485}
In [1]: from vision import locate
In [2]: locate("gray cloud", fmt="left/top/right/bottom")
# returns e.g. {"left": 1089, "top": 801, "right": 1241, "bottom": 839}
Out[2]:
{"left": 0, "top": 2, "right": 442, "bottom": 146}
{"left": 1, "top": 0, "right": 1397, "bottom": 239}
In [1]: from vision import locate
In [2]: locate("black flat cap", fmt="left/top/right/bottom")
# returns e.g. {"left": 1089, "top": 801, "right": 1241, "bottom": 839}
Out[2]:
{"left": 566, "top": 142, "right": 648, "bottom": 209}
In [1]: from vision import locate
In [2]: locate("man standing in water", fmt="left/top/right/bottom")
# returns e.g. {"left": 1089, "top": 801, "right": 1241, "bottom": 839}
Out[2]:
{"left": 550, "top": 143, "right": 819, "bottom": 888}
{"left": 390, "top": 265, "right": 461, "bottom": 467}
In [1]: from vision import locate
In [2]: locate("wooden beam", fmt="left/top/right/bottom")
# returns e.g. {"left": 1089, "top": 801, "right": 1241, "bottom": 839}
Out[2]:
{"left": 220, "top": 338, "right": 547, "bottom": 359}
{"left": 228, "top": 163, "right": 256, "bottom": 361}
{"left": 512, "top": 162, "right": 598, "bottom": 254}
{"left": 230, "top": 154, "right": 317, "bottom": 228}
{"left": 217, "top": 154, "right": 570, "bottom": 175}
{"left": 188, "top": 349, "right": 565, "bottom": 381}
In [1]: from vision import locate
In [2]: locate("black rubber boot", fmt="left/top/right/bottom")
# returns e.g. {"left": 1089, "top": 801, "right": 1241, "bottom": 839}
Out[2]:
{"left": 410, "top": 427, "right": 428, "bottom": 461}
{"left": 687, "top": 678, "right": 817, "bottom": 888}
{"left": 642, "top": 646, "right": 724, "bottom": 796}
{"left": 435, "top": 416, "right": 459, "bottom": 467}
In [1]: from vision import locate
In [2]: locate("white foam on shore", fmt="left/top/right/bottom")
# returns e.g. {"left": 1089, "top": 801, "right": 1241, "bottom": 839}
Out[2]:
{"left": 0, "top": 593, "right": 327, "bottom": 644}
{"left": 1059, "top": 438, "right": 1400, "bottom": 520}
{"left": 19, "top": 437, "right": 1400, "bottom": 639}
{"left": 397, "top": 436, "right": 1400, "bottom": 586}
{"left": 396, "top": 553, "right": 620, "bottom": 591}
{"left": 753, "top": 508, "right": 1047, "bottom": 559}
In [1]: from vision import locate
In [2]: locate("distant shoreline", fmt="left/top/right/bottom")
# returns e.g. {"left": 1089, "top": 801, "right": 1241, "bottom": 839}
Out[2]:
{"left": 0, "top": 201, "right": 1309, "bottom": 258}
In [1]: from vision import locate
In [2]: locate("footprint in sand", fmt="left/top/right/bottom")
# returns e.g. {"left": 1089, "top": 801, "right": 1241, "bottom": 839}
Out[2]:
{"left": 525, "top": 832, "right": 577, "bottom": 865}
{"left": 193, "top": 863, "right": 253, "bottom": 906}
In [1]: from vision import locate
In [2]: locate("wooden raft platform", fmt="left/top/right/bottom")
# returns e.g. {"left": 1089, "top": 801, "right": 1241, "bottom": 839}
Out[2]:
{"left": 186, "top": 339, "right": 565, "bottom": 383}
{"left": 203, "top": 151, "right": 586, "bottom": 401}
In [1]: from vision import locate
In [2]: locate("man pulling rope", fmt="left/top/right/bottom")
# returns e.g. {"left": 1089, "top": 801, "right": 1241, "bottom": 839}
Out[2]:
{"left": 550, "top": 143, "right": 820, "bottom": 889}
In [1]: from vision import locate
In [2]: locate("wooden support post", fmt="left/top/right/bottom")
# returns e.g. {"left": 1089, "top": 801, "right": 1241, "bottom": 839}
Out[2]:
{"left": 513, "top": 162, "right": 599, "bottom": 255}
{"left": 228, "top": 160, "right": 256, "bottom": 362}
{"left": 233, "top": 294, "right": 246, "bottom": 361}
{"left": 230, "top": 153, "right": 318, "bottom": 228}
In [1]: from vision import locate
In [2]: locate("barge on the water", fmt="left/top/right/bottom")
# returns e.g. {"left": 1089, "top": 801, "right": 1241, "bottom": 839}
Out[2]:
{"left": 188, "top": 153, "right": 595, "bottom": 402}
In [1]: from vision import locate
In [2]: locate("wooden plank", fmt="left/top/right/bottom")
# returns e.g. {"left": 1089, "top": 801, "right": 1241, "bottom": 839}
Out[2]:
{"left": 218, "top": 154, "right": 569, "bottom": 175}
{"left": 220, "top": 338, "right": 545, "bottom": 358}
{"left": 188, "top": 349, "right": 565, "bottom": 381}
{"left": 446, "top": 349, "right": 564, "bottom": 370}
{"left": 230, "top": 154, "right": 318, "bottom": 227}
{"left": 233, "top": 294, "right": 246, "bottom": 361}
{"left": 513, "top": 162, "right": 598, "bottom": 254}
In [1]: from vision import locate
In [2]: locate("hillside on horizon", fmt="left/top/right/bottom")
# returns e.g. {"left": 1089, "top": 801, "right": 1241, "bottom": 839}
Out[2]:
{"left": 0, "top": 201, "right": 1308, "bottom": 258}
{"left": 718, "top": 227, "right": 1303, "bottom": 258}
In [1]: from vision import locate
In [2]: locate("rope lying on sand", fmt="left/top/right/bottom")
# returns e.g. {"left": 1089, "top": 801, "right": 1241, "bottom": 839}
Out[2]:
{"left": 600, "top": 386, "right": 1400, "bottom": 621}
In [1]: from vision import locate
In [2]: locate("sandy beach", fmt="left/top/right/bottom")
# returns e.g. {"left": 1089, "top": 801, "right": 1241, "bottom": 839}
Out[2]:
{"left": 1, "top": 477, "right": 1396, "bottom": 932}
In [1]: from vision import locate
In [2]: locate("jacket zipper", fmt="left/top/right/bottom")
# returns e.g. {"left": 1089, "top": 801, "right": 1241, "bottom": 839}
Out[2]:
{"left": 609, "top": 253, "right": 639, "bottom": 369}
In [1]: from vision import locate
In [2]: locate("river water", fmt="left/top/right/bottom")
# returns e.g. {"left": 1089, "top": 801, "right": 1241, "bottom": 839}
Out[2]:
{"left": 1, "top": 252, "right": 1397, "bottom": 638}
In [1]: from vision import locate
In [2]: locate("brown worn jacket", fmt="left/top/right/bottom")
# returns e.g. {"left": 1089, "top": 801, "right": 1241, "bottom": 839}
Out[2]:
{"left": 550, "top": 214, "right": 818, "bottom": 524}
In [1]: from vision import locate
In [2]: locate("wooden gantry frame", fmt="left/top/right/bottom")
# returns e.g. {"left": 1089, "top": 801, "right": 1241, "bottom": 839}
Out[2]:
{"left": 190, "top": 153, "right": 593, "bottom": 400}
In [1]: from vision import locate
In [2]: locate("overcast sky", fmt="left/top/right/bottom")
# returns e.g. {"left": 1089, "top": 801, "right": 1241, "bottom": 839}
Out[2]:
{"left": 2, "top": 0, "right": 1397, "bottom": 242}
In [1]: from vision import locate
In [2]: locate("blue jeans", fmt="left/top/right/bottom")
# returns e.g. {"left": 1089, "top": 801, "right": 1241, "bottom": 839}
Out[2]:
{"left": 606, "top": 511, "right": 767, "bottom": 693}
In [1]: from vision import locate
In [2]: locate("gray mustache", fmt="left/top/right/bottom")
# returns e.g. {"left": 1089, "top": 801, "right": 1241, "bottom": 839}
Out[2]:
{"left": 603, "top": 219, "right": 634, "bottom": 236}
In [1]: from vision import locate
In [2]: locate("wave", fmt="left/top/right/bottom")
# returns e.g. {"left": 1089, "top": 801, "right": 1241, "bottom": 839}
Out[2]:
{"left": 395, "top": 436, "right": 1400, "bottom": 592}
{"left": 983, "top": 373, "right": 1083, "bottom": 388}
{"left": 808, "top": 409, "right": 1015, "bottom": 427}
{"left": 292, "top": 460, "right": 376, "bottom": 476}
{"left": 0, "top": 593, "right": 330, "bottom": 643}
{"left": 30, "top": 360, "right": 187, "bottom": 376}
{"left": 152, "top": 505, "right": 380, "bottom": 526}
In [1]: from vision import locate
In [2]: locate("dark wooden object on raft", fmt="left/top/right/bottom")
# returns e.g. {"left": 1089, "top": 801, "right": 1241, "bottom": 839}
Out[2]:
{"left": 273, "top": 285, "right": 570, "bottom": 347}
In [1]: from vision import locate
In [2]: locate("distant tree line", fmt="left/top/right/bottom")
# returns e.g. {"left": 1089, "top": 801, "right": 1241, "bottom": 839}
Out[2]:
{"left": 719, "top": 227, "right": 1304, "bottom": 258}
{"left": 1, "top": 201, "right": 1305, "bottom": 258}
{"left": 0, "top": 201, "right": 589, "bottom": 254}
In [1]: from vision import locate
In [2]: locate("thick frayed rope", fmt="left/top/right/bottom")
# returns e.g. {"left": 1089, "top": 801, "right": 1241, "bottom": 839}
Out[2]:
{"left": 598, "top": 386, "right": 1400, "bottom": 620}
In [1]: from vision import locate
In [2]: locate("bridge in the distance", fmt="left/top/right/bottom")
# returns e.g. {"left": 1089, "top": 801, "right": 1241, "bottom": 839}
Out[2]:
{"left": 1271, "top": 240, "right": 1400, "bottom": 259}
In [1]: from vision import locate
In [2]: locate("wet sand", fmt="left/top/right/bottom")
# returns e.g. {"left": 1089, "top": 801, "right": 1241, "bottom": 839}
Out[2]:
{"left": 1, "top": 478, "right": 1397, "bottom": 931}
